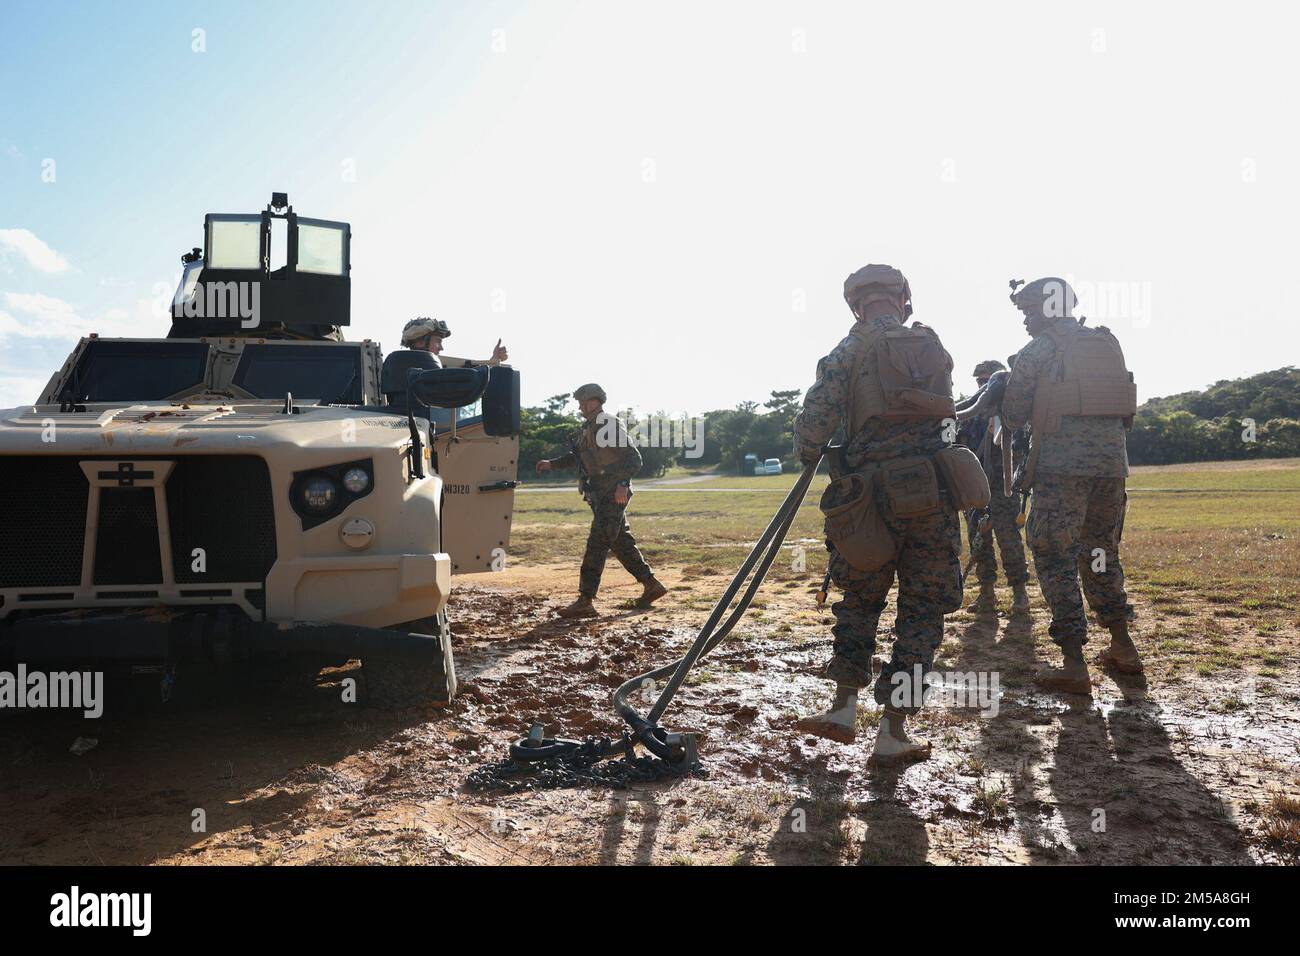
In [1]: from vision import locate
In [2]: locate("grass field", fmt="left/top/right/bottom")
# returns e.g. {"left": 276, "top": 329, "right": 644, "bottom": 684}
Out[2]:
{"left": 514, "top": 459, "right": 1300, "bottom": 680}
{"left": 517, "top": 457, "right": 1300, "bottom": 568}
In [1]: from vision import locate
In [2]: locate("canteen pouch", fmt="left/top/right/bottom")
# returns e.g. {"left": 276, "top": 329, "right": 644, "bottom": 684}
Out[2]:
{"left": 879, "top": 456, "right": 943, "bottom": 518}
{"left": 820, "top": 470, "right": 897, "bottom": 572}
{"left": 933, "top": 445, "right": 992, "bottom": 511}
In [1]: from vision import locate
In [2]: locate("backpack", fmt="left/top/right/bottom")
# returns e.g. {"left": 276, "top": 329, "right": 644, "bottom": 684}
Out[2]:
{"left": 846, "top": 320, "right": 956, "bottom": 436}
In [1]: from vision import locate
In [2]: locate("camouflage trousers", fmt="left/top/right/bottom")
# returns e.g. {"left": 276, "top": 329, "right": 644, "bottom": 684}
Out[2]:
{"left": 967, "top": 480, "right": 1029, "bottom": 588}
{"left": 578, "top": 490, "right": 654, "bottom": 598}
{"left": 826, "top": 501, "right": 963, "bottom": 713}
{"left": 1026, "top": 474, "right": 1134, "bottom": 646}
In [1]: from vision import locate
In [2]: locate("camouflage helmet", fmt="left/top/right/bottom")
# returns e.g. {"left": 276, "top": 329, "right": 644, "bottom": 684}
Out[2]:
{"left": 573, "top": 383, "right": 607, "bottom": 404}
{"left": 844, "top": 263, "right": 912, "bottom": 318}
{"left": 1010, "top": 277, "right": 1076, "bottom": 320}
{"left": 401, "top": 316, "right": 451, "bottom": 345}
{"left": 973, "top": 359, "right": 1006, "bottom": 379}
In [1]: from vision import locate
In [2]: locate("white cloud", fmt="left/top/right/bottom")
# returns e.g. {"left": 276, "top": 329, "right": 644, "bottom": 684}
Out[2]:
{"left": 0, "top": 295, "right": 141, "bottom": 406}
{"left": 1, "top": 293, "right": 82, "bottom": 337}
{"left": 1, "top": 293, "right": 136, "bottom": 340}
{"left": 0, "top": 374, "right": 50, "bottom": 410}
{"left": 0, "top": 228, "right": 70, "bottom": 274}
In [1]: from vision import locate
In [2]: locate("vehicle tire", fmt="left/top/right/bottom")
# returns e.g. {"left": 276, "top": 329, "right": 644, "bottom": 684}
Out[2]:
{"left": 362, "top": 613, "right": 456, "bottom": 709}
{"left": 244, "top": 653, "right": 327, "bottom": 701}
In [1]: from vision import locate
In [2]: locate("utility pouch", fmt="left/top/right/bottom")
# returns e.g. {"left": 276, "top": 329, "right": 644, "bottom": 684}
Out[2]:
{"left": 879, "top": 456, "right": 943, "bottom": 519}
{"left": 933, "top": 445, "right": 991, "bottom": 511}
{"left": 820, "top": 469, "right": 897, "bottom": 572}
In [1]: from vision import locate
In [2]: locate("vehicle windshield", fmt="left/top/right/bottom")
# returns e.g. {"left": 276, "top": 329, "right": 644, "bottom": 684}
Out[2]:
{"left": 232, "top": 344, "right": 363, "bottom": 404}
{"left": 63, "top": 341, "right": 211, "bottom": 402}
{"left": 57, "top": 340, "right": 366, "bottom": 405}
{"left": 428, "top": 397, "right": 482, "bottom": 427}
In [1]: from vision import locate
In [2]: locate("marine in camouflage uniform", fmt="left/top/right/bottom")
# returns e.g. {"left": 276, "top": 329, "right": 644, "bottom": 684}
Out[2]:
{"left": 537, "top": 383, "right": 667, "bottom": 618}
{"left": 957, "top": 359, "right": 1030, "bottom": 616}
{"left": 792, "top": 264, "right": 962, "bottom": 767}
{"left": 1002, "top": 278, "right": 1142, "bottom": 691}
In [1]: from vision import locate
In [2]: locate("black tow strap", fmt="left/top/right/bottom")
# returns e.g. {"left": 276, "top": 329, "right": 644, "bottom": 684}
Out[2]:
{"left": 468, "top": 455, "right": 824, "bottom": 790}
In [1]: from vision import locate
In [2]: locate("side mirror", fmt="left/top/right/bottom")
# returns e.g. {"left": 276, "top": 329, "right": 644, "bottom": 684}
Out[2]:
{"left": 408, "top": 365, "right": 490, "bottom": 409}
{"left": 482, "top": 367, "right": 521, "bottom": 437}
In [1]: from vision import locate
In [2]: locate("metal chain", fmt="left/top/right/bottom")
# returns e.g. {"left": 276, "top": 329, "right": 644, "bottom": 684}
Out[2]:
{"left": 465, "top": 738, "right": 704, "bottom": 793}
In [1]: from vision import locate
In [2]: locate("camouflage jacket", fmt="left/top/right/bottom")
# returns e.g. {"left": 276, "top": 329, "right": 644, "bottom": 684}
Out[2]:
{"left": 1003, "top": 320, "right": 1129, "bottom": 478}
{"left": 551, "top": 412, "right": 643, "bottom": 488}
{"left": 793, "top": 314, "right": 948, "bottom": 471}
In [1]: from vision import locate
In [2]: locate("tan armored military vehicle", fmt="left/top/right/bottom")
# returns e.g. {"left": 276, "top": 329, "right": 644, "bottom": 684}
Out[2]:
{"left": 0, "top": 194, "right": 520, "bottom": 707}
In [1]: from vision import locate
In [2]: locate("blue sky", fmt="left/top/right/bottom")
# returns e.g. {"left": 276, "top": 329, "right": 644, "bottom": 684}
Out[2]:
{"left": 3, "top": 1, "right": 1299, "bottom": 412}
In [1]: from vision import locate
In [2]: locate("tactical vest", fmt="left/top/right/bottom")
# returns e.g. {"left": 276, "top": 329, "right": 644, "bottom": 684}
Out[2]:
{"left": 846, "top": 320, "right": 956, "bottom": 437}
{"left": 576, "top": 416, "right": 631, "bottom": 478}
{"left": 1018, "top": 320, "right": 1137, "bottom": 490}
{"left": 1030, "top": 321, "right": 1137, "bottom": 435}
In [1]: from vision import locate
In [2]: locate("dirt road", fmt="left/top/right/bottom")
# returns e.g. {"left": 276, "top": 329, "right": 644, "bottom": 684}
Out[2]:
{"left": 2, "top": 564, "right": 1295, "bottom": 865}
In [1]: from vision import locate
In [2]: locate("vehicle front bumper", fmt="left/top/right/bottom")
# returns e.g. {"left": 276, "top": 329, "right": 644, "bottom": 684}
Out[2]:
{"left": 0, "top": 606, "right": 448, "bottom": 666}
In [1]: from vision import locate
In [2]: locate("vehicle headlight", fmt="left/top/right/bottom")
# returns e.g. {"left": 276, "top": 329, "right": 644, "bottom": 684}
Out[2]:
{"left": 342, "top": 466, "right": 370, "bottom": 494}
{"left": 290, "top": 458, "right": 373, "bottom": 529}
{"left": 301, "top": 475, "right": 339, "bottom": 512}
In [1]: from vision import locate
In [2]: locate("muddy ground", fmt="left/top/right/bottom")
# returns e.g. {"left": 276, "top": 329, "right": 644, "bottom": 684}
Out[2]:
{"left": 2, "top": 563, "right": 1297, "bottom": 865}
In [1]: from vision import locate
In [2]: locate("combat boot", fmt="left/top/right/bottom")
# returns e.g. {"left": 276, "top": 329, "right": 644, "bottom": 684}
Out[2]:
{"left": 1098, "top": 619, "right": 1143, "bottom": 674}
{"left": 795, "top": 684, "right": 858, "bottom": 744}
{"left": 557, "top": 596, "right": 598, "bottom": 619}
{"left": 636, "top": 577, "right": 668, "bottom": 608}
{"left": 967, "top": 582, "right": 997, "bottom": 616}
{"left": 1034, "top": 637, "right": 1091, "bottom": 695}
{"left": 867, "top": 707, "right": 932, "bottom": 768}
{"left": 1011, "top": 582, "right": 1031, "bottom": 614}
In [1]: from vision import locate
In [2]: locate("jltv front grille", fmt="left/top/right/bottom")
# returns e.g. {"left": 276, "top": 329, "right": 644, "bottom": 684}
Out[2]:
{"left": 94, "top": 487, "right": 163, "bottom": 585}
{"left": 0, "top": 457, "right": 89, "bottom": 588}
{"left": 166, "top": 457, "right": 277, "bottom": 584}
{"left": 0, "top": 455, "right": 277, "bottom": 591}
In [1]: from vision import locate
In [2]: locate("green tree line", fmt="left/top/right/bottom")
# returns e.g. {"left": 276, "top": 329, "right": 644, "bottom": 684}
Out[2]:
{"left": 518, "top": 389, "right": 805, "bottom": 480}
{"left": 1127, "top": 367, "right": 1300, "bottom": 464}
{"left": 517, "top": 367, "right": 1300, "bottom": 478}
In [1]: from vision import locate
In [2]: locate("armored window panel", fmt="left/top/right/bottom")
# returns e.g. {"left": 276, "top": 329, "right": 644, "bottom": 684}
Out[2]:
{"left": 296, "top": 219, "right": 349, "bottom": 276}
{"left": 70, "top": 341, "right": 211, "bottom": 402}
{"left": 206, "top": 214, "right": 264, "bottom": 270}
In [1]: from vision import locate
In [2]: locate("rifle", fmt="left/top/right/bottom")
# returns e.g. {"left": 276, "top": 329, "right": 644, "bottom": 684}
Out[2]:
{"left": 815, "top": 563, "right": 832, "bottom": 608}
{"left": 1009, "top": 424, "right": 1031, "bottom": 495}
{"left": 1009, "top": 424, "right": 1031, "bottom": 524}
